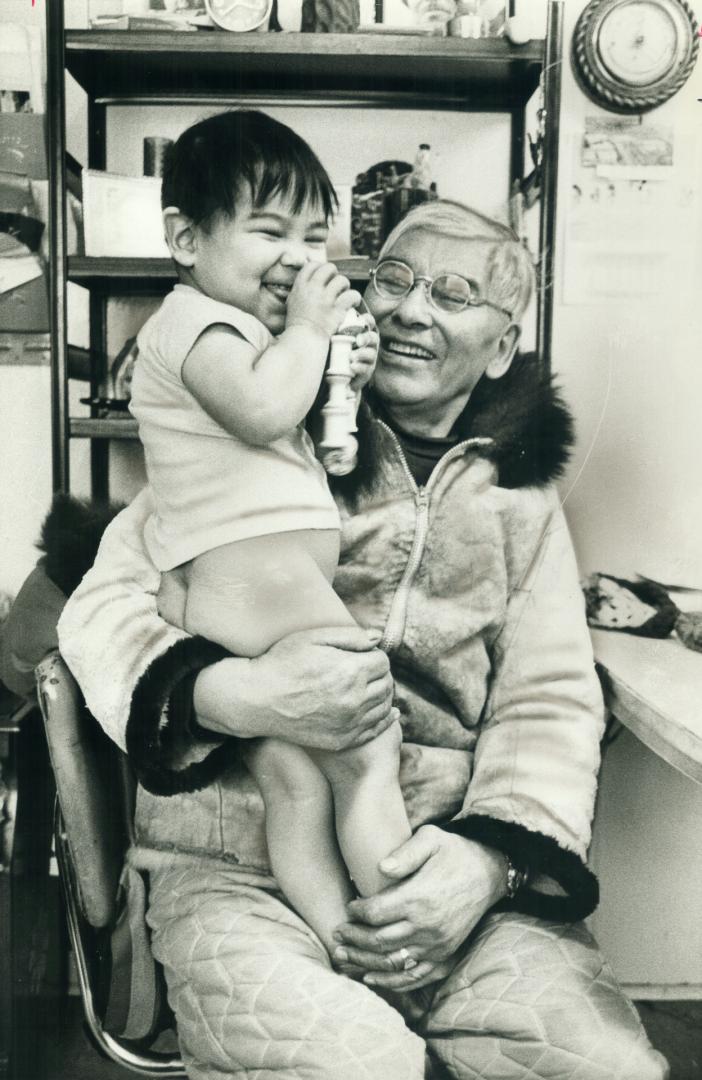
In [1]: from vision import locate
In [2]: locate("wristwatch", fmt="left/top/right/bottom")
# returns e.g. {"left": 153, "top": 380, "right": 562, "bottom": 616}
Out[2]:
{"left": 505, "top": 858, "right": 528, "bottom": 900}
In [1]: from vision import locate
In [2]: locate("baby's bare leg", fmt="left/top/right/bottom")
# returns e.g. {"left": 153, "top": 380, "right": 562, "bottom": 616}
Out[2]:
{"left": 244, "top": 738, "right": 353, "bottom": 953}
{"left": 312, "top": 720, "right": 411, "bottom": 897}
{"left": 174, "top": 531, "right": 411, "bottom": 904}
{"left": 171, "top": 531, "right": 360, "bottom": 953}
{"left": 180, "top": 530, "right": 350, "bottom": 656}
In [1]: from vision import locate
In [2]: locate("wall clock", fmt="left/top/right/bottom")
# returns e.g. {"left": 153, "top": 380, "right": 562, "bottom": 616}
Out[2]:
{"left": 572, "top": 0, "right": 699, "bottom": 113}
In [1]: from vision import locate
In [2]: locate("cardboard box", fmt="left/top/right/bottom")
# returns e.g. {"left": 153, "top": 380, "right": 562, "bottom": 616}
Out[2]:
{"left": 83, "top": 169, "right": 169, "bottom": 258}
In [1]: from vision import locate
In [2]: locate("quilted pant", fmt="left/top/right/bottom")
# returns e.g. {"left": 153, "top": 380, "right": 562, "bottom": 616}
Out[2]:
{"left": 146, "top": 865, "right": 669, "bottom": 1080}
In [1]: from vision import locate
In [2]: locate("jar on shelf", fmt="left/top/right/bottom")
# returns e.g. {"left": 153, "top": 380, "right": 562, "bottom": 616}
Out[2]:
{"left": 448, "top": 0, "right": 507, "bottom": 38}
{"left": 300, "top": 0, "right": 360, "bottom": 31}
{"left": 385, "top": 145, "right": 438, "bottom": 235}
{"left": 405, "top": 0, "right": 457, "bottom": 35}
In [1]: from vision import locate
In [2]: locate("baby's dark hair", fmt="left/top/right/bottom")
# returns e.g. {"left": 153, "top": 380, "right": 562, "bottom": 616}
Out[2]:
{"left": 161, "top": 110, "right": 338, "bottom": 230}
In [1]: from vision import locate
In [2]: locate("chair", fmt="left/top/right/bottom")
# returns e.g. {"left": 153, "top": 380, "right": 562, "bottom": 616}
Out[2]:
{"left": 36, "top": 650, "right": 186, "bottom": 1077}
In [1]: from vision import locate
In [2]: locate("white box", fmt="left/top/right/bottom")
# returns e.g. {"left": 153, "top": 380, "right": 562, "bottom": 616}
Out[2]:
{"left": 82, "top": 169, "right": 169, "bottom": 258}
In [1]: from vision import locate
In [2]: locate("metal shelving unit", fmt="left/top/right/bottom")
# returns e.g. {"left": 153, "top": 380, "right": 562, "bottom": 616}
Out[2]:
{"left": 47, "top": 2, "right": 563, "bottom": 498}
{"left": 67, "top": 255, "right": 370, "bottom": 288}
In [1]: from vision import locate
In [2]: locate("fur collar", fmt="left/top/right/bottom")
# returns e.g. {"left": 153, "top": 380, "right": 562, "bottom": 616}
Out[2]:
{"left": 39, "top": 494, "right": 123, "bottom": 597}
{"left": 332, "top": 352, "right": 574, "bottom": 502}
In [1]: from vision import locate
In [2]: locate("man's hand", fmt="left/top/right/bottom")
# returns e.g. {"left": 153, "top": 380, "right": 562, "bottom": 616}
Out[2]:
{"left": 193, "top": 626, "right": 395, "bottom": 750}
{"left": 332, "top": 827, "right": 508, "bottom": 990}
{"left": 349, "top": 312, "right": 379, "bottom": 392}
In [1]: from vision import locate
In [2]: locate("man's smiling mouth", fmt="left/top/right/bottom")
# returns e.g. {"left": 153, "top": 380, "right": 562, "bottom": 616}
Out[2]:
{"left": 382, "top": 339, "right": 436, "bottom": 361}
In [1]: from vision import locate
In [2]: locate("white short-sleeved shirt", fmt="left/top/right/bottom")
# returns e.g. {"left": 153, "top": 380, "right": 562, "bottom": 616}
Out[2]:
{"left": 131, "top": 284, "right": 339, "bottom": 571}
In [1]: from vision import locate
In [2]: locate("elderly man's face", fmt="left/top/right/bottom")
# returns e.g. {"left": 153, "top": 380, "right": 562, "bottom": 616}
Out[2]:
{"left": 364, "top": 227, "right": 519, "bottom": 433}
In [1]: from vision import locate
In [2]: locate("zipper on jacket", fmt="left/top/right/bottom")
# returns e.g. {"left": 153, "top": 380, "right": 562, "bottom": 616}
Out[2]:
{"left": 382, "top": 486, "right": 429, "bottom": 653}
{"left": 378, "top": 422, "right": 493, "bottom": 653}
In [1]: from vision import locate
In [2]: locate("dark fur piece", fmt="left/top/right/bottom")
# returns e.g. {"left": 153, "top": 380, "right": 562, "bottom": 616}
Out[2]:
{"left": 459, "top": 353, "right": 575, "bottom": 489}
{"left": 39, "top": 493, "right": 124, "bottom": 597}
{"left": 36, "top": 497, "right": 239, "bottom": 796}
{"left": 333, "top": 352, "right": 574, "bottom": 504}
{"left": 443, "top": 813, "right": 599, "bottom": 921}
{"left": 127, "top": 636, "right": 239, "bottom": 796}
{"left": 584, "top": 573, "right": 679, "bottom": 639}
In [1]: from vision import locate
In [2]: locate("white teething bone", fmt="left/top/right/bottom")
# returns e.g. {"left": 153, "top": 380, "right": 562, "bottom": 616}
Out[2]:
{"left": 320, "top": 309, "right": 365, "bottom": 476}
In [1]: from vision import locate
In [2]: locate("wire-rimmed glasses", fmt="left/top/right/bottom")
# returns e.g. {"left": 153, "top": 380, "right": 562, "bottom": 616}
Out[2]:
{"left": 369, "top": 259, "right": 512, "bottom": 319}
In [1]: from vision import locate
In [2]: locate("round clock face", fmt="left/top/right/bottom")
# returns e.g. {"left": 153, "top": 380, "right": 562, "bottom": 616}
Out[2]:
{"left": 598, "top": 2, "right": 681, "bottom": 85}
{"left": 573, "top": 0, "right": 699, "bottom": 112}
{"left": 205, "top": 0, "right": 272, "bottom": 32}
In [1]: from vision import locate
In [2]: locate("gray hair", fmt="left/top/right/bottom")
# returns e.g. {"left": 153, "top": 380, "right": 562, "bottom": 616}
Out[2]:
{"left": 377, "top": 198, "right": 535, "bottom": 322}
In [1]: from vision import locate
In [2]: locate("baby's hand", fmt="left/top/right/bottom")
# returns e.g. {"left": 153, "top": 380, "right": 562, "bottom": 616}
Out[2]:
{"left": 349, "top": 312, "right": 379, "bottom": 392}
{"left": 286, "top": 261, "right": 361, "bottom": 339}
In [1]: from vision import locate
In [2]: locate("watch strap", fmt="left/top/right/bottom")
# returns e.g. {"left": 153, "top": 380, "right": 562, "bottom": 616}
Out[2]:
{"left": 505, "top": 859, "right": 528, "bottom": 900}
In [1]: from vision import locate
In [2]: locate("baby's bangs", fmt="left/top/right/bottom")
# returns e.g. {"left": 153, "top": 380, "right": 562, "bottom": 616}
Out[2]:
{"left": 250, "top": 150, "right": 338, "bottom": 223}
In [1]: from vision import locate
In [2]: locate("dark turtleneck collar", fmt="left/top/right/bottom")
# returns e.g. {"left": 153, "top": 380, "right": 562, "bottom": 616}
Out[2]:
{"left": 372, "top": 397, "right": 461, "bottom": 487}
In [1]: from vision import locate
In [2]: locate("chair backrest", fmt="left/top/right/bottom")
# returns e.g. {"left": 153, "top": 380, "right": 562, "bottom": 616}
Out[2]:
{"left": 37, "top": 650, "right": 129, "bottom": 929}
{"left": 36, "top": 650, "right": 186, "bottom": 1077}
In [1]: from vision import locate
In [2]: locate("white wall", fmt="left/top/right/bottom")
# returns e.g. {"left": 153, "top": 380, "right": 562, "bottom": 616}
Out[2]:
{"left": 0, "top": 365, "right": 54, "bottom": 594}
{"left": 553, "top": 5, "right": 702, "bottom": 587}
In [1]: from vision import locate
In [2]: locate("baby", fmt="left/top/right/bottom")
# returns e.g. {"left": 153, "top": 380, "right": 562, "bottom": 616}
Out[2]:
{"left": 130, "top": 110, "right": 411, "bottom": 953}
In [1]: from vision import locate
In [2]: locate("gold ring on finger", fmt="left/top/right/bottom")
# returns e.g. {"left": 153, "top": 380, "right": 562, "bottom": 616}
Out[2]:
{"left": 399, "top": 947, "right": 417, "bottom": 971}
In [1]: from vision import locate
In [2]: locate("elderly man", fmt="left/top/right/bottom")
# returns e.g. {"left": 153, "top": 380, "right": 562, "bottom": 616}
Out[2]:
{"left": 58, "top": 199, "right": 668, "bottom": 1080}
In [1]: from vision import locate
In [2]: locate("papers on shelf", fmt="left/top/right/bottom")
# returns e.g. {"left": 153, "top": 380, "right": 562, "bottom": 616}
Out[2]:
{"left": 0, "top": 248, "right": 43, "bottom": 296}
{"left": 89, "top": 12, "right": 199, "bottom": 30}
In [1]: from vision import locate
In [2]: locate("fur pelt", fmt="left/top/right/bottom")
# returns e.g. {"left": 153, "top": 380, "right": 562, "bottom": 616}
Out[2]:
{"left": 38, "top": 493, "right": 124, "bottom": 596}
{"left": 127, "top": 636, "right": 238, "bottom": 796}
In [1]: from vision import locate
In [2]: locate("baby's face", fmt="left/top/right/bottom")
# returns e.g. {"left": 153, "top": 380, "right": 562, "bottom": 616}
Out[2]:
{"left": 190, "top": 189, "right": 329, "bottom": 334}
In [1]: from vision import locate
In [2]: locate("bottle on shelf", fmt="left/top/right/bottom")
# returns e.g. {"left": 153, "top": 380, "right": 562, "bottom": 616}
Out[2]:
{"left": 143, "top": 136, "right": 173, "bottom": 178}
{"left": 385, "top": 144, "right": 439, "bottom": 236}
{"left": 404, "top": 142, "right": 433, "bottom": 190}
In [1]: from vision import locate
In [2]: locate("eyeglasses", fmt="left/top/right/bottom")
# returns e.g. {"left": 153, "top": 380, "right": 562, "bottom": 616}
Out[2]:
{"left": 369, "top": 259, "right": 512, "bottom": 319}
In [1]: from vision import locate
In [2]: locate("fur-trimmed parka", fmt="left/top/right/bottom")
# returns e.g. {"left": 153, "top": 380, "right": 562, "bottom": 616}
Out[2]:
{"left": 57, "top": 355, "right": 604, "bottom": 922}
